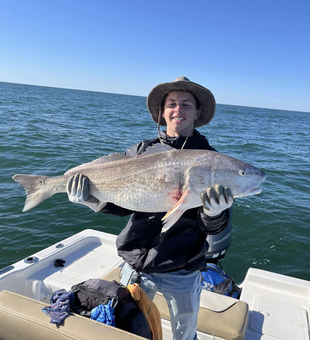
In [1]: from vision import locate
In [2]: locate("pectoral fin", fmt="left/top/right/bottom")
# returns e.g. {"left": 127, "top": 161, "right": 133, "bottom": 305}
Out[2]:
{"left": 161, "top": 190, "right": 189, "bottom": 232}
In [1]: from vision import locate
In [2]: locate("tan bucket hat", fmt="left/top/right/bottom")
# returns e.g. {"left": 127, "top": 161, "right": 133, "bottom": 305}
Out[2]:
{"left": 147, "top": 76, "right": 216, "bottom": 127}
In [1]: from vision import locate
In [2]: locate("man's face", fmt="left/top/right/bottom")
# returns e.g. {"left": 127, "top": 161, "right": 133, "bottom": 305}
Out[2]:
{"left": 162, "top": 91, "right": 199, "bottom": 137}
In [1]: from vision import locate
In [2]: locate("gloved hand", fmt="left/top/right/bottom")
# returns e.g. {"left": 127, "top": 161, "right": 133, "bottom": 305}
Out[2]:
{"left": 66, "top": 174, "right": 105, "bottom": 212}
{"left": 201, "top": 184, "right": 234, "bottom": 217}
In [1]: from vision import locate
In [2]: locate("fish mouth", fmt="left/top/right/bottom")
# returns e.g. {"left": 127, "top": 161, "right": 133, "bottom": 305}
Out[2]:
{"left": 236, "top": 186, "right": 262, "bottom": 198}
{"left": 239, "top": 171, "right": 266, "bottom": 197}
{"left": 248, "top": 187, "right": 262, "bottom": 195}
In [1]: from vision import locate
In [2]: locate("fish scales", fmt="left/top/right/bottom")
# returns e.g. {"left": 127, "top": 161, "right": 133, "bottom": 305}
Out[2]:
{"left": 84, "top": 152, "right": 187, "bottom": 211}
{"left": 12, "top": 146, "right": 266, "bottom": 231}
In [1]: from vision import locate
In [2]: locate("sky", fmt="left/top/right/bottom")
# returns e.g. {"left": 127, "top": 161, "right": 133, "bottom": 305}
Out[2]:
{"left": 1, "top": 0, "right": 309, "bottom": 112}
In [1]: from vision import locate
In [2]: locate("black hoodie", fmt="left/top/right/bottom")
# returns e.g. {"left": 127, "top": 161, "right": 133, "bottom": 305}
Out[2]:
{"left": 100, "top": 130, "right": 232, "bottom": 273}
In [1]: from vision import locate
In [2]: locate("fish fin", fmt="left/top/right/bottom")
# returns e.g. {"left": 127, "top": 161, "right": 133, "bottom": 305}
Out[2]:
{"left": 65, "top": 153, "right": 130, "bottom": 175}
{"left": 161, "top": 210, "right": 185, "bottom": 232}
{"left": 140, "top": 144, "right": 175, "bottom": 157}
{"left": 161, "top": 190, "right": 189, "bottom": 232}
{"left": 162, "top": 190, "right": 189, "bottom": 220}
{"left": 12, "top": 174, "right": 54, "bottom": 212}
{"left": 96, "top": 201, "right": 108, "bottom": 211}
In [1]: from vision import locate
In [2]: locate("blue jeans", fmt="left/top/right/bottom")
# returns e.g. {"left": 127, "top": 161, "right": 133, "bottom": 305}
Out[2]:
{"left": 120, "top": 263, "right": 202, "bottom": 340}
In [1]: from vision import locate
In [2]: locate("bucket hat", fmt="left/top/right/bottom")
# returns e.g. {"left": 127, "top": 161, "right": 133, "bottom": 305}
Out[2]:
{"left": 147, "top": 76, "right": 216, "bottom": 127}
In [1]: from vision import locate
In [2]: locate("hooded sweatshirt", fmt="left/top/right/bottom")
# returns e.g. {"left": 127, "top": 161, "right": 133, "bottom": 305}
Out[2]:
{"left": 100, "top": 131, "right": 232, "bottom": 273}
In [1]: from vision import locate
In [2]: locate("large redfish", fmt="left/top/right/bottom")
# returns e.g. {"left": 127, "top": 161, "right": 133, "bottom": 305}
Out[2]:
{"left": 13, "top": 144, "right": 266, "bottom": 231}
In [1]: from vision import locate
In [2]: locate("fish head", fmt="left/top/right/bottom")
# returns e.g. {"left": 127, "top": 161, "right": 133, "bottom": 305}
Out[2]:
{"left": 226, "top": 160, "right": 266, "bottom": 197}
{"left": 188, "top": 152, "right": 266, "bottom": 198}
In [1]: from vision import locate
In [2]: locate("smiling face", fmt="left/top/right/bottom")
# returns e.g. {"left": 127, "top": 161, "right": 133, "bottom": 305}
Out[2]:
{"left": 162, "top": 90, "right": 200, "bottom": 137}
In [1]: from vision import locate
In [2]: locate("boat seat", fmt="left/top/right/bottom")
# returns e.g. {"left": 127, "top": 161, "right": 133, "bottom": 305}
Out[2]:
{"left": 102, "top": 267, "right": 249, "bottom": 340}
{"left": 0, "top": 290, "right": 146, "bottom": 340}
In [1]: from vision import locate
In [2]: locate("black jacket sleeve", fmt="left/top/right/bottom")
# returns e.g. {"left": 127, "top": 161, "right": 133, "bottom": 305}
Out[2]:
{"left": 197, "top": 207, "right": 231, "bottom": 234}
{"left": 100, "top": 202, "right": 133, "bottom": 217}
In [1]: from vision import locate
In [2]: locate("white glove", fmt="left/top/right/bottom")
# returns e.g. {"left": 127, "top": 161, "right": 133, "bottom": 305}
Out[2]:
{"left": 201, "top": 184, "right": 234, "bottom": 217}
{"left": 66, "top": 174, "right": 105, "bottom": 212}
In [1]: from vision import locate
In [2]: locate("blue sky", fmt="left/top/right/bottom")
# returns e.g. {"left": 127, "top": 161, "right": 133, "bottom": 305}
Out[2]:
{"left": 1, "top": 0, "right": 309, "bottom": 112}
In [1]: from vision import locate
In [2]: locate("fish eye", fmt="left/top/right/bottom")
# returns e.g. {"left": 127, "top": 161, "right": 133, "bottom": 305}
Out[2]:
{"left": 239, "top": 170, "right": 246, "bottom": 176}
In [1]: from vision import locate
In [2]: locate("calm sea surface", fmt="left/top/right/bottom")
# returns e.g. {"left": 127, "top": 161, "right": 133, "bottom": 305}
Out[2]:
{"left": 0, "top": 81, "right": 309, "bottom": 283}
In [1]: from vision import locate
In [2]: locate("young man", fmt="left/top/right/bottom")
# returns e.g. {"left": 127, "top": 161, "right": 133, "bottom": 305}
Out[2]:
{"left": 67, "top": 77, "right": 233, "bottom": 340}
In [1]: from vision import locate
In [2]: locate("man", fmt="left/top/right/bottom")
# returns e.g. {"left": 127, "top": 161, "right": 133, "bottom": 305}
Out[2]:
{"left": 67, "top": 77, "right": 233, "bottom": 340}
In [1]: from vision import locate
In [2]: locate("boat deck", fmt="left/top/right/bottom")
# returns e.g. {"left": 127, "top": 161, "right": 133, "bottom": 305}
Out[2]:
{"left": 241, "top": 267, "right": 310, "bottom": 340}
{"left": 0, "top": 229, "right": 309, "bottom": 340}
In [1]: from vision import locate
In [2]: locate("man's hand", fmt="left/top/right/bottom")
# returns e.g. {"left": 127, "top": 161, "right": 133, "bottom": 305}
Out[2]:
{"left": 66, "top": 174, "right": 105, "bottom": 212}
{"left": 201, "top": 184, "right": 234, "bottom": 217}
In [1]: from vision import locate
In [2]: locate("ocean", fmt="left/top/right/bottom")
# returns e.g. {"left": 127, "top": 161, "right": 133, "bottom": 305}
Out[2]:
{"left": 0, "top": 81, "right": 309, "bottom": 283}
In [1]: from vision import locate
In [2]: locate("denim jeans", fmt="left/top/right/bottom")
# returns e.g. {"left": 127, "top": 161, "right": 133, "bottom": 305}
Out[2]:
{"left": 120, "top": 263, "right": 202, "bottom": 340}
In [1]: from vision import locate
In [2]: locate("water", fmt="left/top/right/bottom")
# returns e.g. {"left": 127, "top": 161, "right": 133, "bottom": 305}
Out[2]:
{"left": 1, "top": 81, "right": 309, "bottom": 283}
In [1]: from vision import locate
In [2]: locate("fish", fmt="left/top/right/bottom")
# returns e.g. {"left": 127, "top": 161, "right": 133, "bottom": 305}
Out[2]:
{"left": 12, "top": 144, "right": 266, "bottom": 231}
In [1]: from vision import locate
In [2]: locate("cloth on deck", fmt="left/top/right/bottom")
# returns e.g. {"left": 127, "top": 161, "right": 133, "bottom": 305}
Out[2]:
{"left": 41, "top": 289, "right": 75, "bottom": 324}
{"left": 90, "top": 300, "right": 116, "bottom": 326}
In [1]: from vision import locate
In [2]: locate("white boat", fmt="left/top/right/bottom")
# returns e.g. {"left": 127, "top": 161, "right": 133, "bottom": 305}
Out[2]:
{"left": 0, "top": 229, "right": 309, "bottom": 340}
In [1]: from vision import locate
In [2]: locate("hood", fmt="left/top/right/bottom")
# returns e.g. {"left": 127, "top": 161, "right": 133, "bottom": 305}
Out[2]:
{"left": 159, "top": 130, "right": 216, "bottom": 151}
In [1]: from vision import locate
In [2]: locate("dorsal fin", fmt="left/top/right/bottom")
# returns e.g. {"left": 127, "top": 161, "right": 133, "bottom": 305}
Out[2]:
{"left": 65, "top": 153, "right": 130, "bottom": 175}
{"left": 140, "top": 144, "right": 175, "bottom": 157}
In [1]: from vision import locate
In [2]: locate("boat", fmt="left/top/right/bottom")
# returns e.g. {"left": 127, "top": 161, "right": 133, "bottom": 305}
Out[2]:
{"left": 0, "top": 229, "right": 309, "bottom": 340}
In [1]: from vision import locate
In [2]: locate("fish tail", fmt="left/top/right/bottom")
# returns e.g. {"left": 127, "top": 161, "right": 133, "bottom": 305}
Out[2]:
{"left": 12, "top": 174, "right": 55, "bottom": 212}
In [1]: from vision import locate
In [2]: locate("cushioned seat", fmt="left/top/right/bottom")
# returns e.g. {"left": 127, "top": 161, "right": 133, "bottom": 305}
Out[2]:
{"left": 0, "top": 267, "right": 248, "bottom": 340}
{"left": 103, "top": 267, "right": 249, "bottom": 340}
{"left": 153, "top": 293, "right": 248, "bottom": 340}
{"left": 0, "top": 290, "right": 146, "bottom": 340}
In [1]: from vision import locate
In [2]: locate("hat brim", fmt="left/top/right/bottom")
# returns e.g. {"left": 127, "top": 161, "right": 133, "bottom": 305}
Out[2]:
{"left": 147, "top": 80, "right": 215, "bottom": 127}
